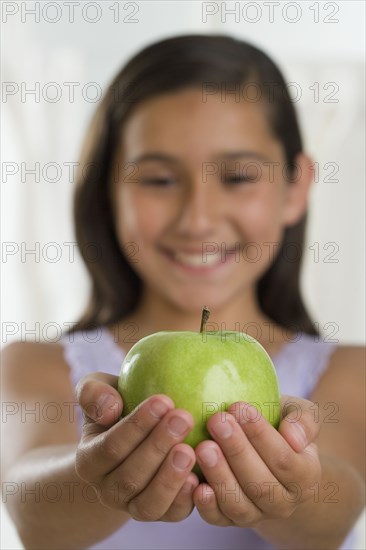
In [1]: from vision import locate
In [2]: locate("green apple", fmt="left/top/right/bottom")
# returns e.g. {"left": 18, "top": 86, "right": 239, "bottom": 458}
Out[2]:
{"left": 117, "top": 308, "right": 281, "bottom": 478}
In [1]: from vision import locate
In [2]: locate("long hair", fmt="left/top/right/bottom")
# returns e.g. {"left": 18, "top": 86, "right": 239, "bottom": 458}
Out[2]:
{"left": 70, "top": 34, "right": 317, "bottom": 335}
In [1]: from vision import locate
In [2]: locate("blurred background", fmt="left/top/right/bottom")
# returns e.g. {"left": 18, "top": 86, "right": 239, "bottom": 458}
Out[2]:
{"left": 1, "top": 1, "right": 365, "bottom": 547}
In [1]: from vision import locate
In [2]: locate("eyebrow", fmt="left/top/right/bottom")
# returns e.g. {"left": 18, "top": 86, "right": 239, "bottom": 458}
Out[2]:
{"left": 128, "top": 151, "right": 270, "bottom": 164}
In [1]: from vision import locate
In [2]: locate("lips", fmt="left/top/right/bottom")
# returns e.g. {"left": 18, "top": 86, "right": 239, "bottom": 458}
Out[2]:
{"left": 173, "top": 250, "right": 222, "bottom": 267}
{"left": 160, "top": 245, "right": 238, "bottom": 271}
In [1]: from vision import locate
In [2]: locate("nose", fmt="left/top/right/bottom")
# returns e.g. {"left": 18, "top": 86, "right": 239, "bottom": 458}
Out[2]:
{"left": 175, "top": 176, "right": 223, "bottom": 237}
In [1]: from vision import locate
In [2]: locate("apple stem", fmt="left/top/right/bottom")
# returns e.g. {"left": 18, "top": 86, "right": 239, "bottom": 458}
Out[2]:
{"left": 200, "top": 306, "right": 211, "bottom": 333}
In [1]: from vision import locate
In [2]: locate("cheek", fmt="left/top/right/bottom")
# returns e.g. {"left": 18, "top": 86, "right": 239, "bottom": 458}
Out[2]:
{"left": 114, "top": 188, "right": 167, "bottom": 247}
{"left": 235, "top": 185, "right": 284, "bottom": 243}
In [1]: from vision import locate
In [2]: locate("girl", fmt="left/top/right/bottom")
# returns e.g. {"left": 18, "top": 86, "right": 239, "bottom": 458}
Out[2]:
{"left": 2, "top": 34, "right": 364, "bottom": 550}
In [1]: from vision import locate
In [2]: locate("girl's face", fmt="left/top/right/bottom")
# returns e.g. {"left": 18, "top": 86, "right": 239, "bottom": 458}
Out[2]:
{"left": 112, "top": 87, "right": 310, "bottom": 314}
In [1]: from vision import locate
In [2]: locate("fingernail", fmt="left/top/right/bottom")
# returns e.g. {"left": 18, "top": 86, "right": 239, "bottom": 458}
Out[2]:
{"left": 198, "top": 447, "right": 218, "bottom": 467}
{"left": 239, "top": 404, "right": 261, "bottom": 423}
{"left": 173, "top": 451, "right": 192, "bottom": 470}
{"left": 150, "top": 399, "right": 170, "bottom": 419}
{"left": 168, "top": 416, "right": 189, "bottom": 436}
{"left": 211, "top": 418, "right": 233, "bottom": 439}
{"left": 292, "top": 422, "right": 307, "bottom": 448}
{"left": 95, "top": 394, "right": 115, "bottom": 419}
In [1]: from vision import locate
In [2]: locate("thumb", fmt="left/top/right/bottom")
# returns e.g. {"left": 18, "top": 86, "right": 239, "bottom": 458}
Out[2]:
{"left": 279, "top": 394, "right": 320, "bottom": 453}
{"left": 75, "top": 372, "right": 123, "bottom": 428}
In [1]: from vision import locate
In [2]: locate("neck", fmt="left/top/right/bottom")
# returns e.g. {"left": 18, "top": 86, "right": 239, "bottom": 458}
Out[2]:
{"left": 117, "top": 286, "right": 281, "bottom": 344}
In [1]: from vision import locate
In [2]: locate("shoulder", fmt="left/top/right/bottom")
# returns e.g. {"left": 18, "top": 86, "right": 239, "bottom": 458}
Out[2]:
{"left": 310, "top": 344, "right": 365, "bottom": 399}
{"left": 328, "top": 344, "right": 365, "bottom": 363}
{"left": 1, "top": 340, "right": 72, "bottom": 398}
{"left": 312, "top": 344, "right": 365, "bottom": 391}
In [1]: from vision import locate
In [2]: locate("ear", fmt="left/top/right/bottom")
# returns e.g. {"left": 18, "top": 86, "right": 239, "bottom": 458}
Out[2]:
{"left": 282, "top": 153, "right": 314, "bottom": 226}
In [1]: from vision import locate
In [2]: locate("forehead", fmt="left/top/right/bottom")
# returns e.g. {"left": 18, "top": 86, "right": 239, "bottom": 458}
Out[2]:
{"left": 120, "top": 88, "right": 282, "bottom": 162}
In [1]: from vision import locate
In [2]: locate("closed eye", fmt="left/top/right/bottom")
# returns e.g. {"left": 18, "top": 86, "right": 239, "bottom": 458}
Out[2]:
{"left": 222, "top": 175, "right": 258, "bottom": 184}
{"left": 141, "top": 177, "right": 176, "bottom": 186}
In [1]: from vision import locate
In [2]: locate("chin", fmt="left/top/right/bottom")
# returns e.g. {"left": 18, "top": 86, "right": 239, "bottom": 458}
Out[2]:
{"left": 165, "top": 287, "right": 237, "bottom": 316}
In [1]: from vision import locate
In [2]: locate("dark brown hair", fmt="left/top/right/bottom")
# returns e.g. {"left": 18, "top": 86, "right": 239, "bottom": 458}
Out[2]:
{"left": 71, "top": 34, "right": 317, "bottom": 335}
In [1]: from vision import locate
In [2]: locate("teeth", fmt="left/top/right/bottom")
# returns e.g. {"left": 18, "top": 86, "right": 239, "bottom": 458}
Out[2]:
{"left": 174, "top": 252, "right": 221, "bottom": 267}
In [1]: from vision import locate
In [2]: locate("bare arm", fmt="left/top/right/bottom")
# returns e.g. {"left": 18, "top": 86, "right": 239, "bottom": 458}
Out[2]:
{"left": 1, "top": 342, "right": 129, "bottom": 550}
{"left": 192, "top": 345, "right": 365, "bottom": 549}
{"left": 2, "top": 342, "right": 199, "bottom": 549}
{"left": 4, "top": 444, "right": 130, "bottom": 550}
{"left": 252, "top": 346, "right": 365, "bottom": 550}
{"left": 252, "top": 450, "right": 364, "bottom": 549}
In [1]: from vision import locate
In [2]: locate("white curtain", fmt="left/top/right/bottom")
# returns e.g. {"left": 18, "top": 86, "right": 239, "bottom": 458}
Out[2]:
{"left": 2, "top": 2, "right": 365, "bottom": 547}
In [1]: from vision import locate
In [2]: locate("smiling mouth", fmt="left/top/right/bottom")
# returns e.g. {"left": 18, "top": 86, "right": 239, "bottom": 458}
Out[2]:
{"left": 174, "top": 250, "right": 221, "bottom": 267}
{"left": 161, "top": 247, "right": 237, "bottom": 270}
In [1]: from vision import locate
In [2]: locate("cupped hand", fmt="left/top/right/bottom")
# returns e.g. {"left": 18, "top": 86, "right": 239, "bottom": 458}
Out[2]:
{"left": 74, "top": 372, "right": 199, "bottom": 522}
{"left": 193, "top": 395, "right": 322, "bottom": 527}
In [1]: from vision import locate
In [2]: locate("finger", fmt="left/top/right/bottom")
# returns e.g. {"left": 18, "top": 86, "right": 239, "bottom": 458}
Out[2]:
{"left": 206, "top": 411, "right": 286, "bottom": 516}
{"left": 195, "top": 440, "right": 261, "bottom": 527}
{"left": 279, "top": 395, "right": 320, "bottom": 452}
{"left": 76, "top": 372, "right": 122, "bottom": 428}
{"left": 228, "top": 402, "right": 309, "bottom": 489}
{"left": 103, "top": 408, "right": 194, "bottom": 504}
{"left": 161, "top": 472, "right": 199, "bottom": 522}
{"left": 193, "top": 483, "right": 233, "bottom": 527}
{"left": 76, "top": 394, "right": 174, "bottom": 482}
{"left": 126, "top": 443, "right": 196, "bottom": 521}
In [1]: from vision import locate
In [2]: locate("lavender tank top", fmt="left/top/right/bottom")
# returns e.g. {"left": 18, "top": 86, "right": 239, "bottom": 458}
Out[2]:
{"left": 60, "top": 328, "right": 356, "bottom": 550}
